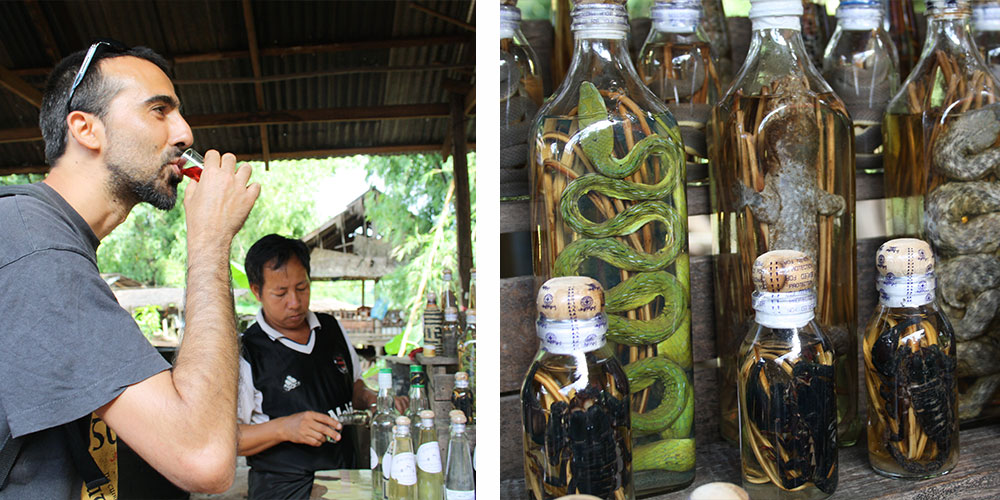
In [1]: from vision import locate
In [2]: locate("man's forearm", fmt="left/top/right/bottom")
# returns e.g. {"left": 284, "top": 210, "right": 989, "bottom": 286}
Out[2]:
{"left": 238, "top": 421, "right": 285, "bottom": 456}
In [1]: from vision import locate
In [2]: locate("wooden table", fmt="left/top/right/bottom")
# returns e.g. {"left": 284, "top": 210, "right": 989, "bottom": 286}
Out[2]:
{"left": 500, "top": 425, "right": 1000, "bottom": 499}
{"left": 311, "top": 469, "right": 373, "bottom": 500}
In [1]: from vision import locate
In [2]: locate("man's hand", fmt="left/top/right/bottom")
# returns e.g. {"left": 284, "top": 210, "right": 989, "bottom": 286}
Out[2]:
{"left": 182, "top": 150, "right": 260, "bottom": 245}
{"left": 278, "top": 411, "right": 343, "bottom": 447}
{"left": 393, "top": 396, "right": 410, "bottom": 415}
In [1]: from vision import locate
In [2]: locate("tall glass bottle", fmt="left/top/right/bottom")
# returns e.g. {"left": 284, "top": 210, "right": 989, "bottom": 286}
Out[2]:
{"left": 711, "top": 0, "right": 858, "bottom": 445}
{"left": 416, "top": 410, "right": 444, "bottom": 500}
{"left": 501, "top": 2, "right": 545, "bottom": 198}
{"left": 451, "top": 371, "right": 474, "bottom": 424}
{"left": 373, "top": 368, "right": 399, "bottom": 500}
{"left": 863, "top": 239, "right": 958, "bottom": 479}
{"left": 390, "top": 416, "right": 418, "bottom": 500}
{"left": 441, "top": 269, "right": 461, "bottom": 358}
{"left": 423, "top": 292, "right": 443, "bottom": 356}
{"left": 458, "top": 269, "right": 476, "bottom": 393}
{"left": 885, "top": 0, "right": 921, "bottom": 79}
{"left": 738, "top": 251, "right": 838, "bottom": 499}
{"left": 882, "top": 0, "right": 1000, "bottom": 423}
{"left": 408, "top": 366, "right": 431, "bottom": 428}
{"left": 529, "top": 1, "right": 694, "bottom": 494}
{"left": 822, "top": 0, "right": 899, "bottom": 173}
{"left": 521, "top": 277, "right": 634, "bottom": 500}
{"left": 444, "top": 412, "right": 475, "bottom": 500}
{"left": 637, "top": 0, "right": 723, "bottom": 181}
{"left": 973, "top": 1, "right": 1000, "bottom": 81}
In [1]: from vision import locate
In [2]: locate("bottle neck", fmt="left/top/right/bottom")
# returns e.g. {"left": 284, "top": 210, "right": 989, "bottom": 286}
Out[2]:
{"left": 651, "top": 4, "right": 701, "bottom": 34}
{"left": 921, "top": 12, "right": 978, "bottom": 59}
{"left": 536, "top": 312, "right": 608, "bottom": 355}
{"left": 837, "top": 7, "right": 884, "bottom": 31}
{"left": 394, "top": 426, "right": 411, "bottom": 439}
{"left": 566, "top": 37, "right": 638, "bottom": 88}
{"left": 449, "top": 424, "right": 467, "bottom": 439}
{"left": 752, "top": 289, "right": 816, "bottom": 329}
{"left": 877, "top": 272, "right": 936, "bottom": 307}
{"left": 500, "top": 5, "right": 521, "bottom": 40}
{"left": 377, "top": 387, "right": 394, "bottom": 412}
{"left": 743, "top": 27, "right": 817, "bottom": 79}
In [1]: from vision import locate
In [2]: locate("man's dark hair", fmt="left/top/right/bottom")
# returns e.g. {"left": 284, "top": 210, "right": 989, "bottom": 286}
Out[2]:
{"left": 39, "top": 44, "right": 170, "bottom": 165}
{"left": 245, "top": 234, "right": 312, "bottom": 289}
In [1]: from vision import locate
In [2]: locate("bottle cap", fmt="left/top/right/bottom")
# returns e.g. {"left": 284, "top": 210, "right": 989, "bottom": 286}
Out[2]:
{"left": 427, "top": 291, "right": 437, "bottom": 301}
{"left": 378, "top": 369, "right": 393, "bottom": 389}
{"left": 450, "top": 412, "right": 468, "bottom": 425}
{"left": 443, "top": 268, "right": 453, "bottom": 281}
{"left": 749, "top": 0, "right": 804, "bottom": 19}
{"left": 752, "top": 250, "right": 814, "bottom": 293}
{"left": 455, "top": 372, "right": 469, "bottom": 382}
{"left": 419, "top": 410, "right": 435, "bottom": 420}
{"left": 571, "top": 1, "right": 629, "bottom": 39}
{"left": 876, "top": 238, "right": 935, "bottom": 277}
{"left": 409, "top": 365, "right": 423, "bottom": 373}
{"left": 925, "top": 0, "right": 970, "bottom": 15}
{"left": 536, "top": 276, "right": 605, "bottom": 321}
{"left": 395, "top": 416, "right": 411, "bottom": 426}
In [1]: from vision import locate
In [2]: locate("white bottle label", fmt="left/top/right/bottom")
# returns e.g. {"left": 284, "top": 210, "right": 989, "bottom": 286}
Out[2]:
{"left": 416, "top": 442, "right": 442, "bottom": 473}
{"left": 371, "top": 447, "right": 379, "bottom": 469}
{"left": 446, "top": 488, "right": 475, "bottom": 500}
{"left": 391, "top": 452, "right": 418, "bottom": 486}
{"left": 382, "top": 450, "right": 393, "bottom": 479}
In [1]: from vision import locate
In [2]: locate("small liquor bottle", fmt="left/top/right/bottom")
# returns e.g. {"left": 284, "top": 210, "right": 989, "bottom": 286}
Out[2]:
{"left": 444, "top": 412, "right": 475, "bottom": 500}
{"left": 863, "top": 238, "right": 958, "bottom": 479}
{"left": 389, "top": 416, "right": 418, "bottom": 500}
{"left": 738, "top": 250, "right": 838, "bottom": 499}
{"left": 521, "top": 276, "right": 633, "bottom": 500}
{"left": 416, "top": 410, "right": 444, "bottom": 500}
{"left": 407, "top": 366, "right": 431, "bottom": 429}
{"left": 372, "top": 368, "right": 398, "bottom": 500}
{"left": 451, "top": 371, "right": 474, "bottom": 424}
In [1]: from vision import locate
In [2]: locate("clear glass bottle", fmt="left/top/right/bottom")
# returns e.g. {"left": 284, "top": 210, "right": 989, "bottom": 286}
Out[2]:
{"left": 389, "top": 416, "right": 418, "bottom": 500}
{"left": 637, "top": 0, "right": 722, "bottom": 181}
{"left": 408, "top": 366, "right": 432, "bottom": 429}
{"left": 441, "top": 305, "right": 462, "bottom": 359}
{"left": 822, "top": 0, "right": 899, "bottom": 173}
{"left": 501, "top": 2, "right": 545, "bottom": 199}
{"left": 882, "top": 0, "right": 1000, "bottom": 424}
{"left": 699, "top": 0, "right": 734, "bottom": 86}
{"left": 973, "top": 1, "right": 1000, "bottom": 82}
{"left": 458, "top": 269, "right": 476, "bottom": 394}
{"left": 373, "top": 369, "right": 400, "bottom": 500}
{"left": 423, "top": 292, "right": 443, "bottom": 356}
{"left": 863, "top": 239, "right": 958, "bottom": 479}
{"left": 738, "top": 251, "right": 839, "bottom": 499}
{"left": 528, "top": 2, "right": 693, "bottom": 493}
{"left": 885, "top": 0, "right": 921, "bottom": 79}
{"left": 451, "top": 371, "right": 474, "bottom": 424}
{"left": 416, "top": 410, "right": 444, "bottom": 500}
{"left": 711, "top": 0, "right": 858, "bottom": 446}
{"left": 444, "top": 412, "right": 475, "bottom": 500}
{"left": 521, "top": 277, "right": 634, "bottom": 500}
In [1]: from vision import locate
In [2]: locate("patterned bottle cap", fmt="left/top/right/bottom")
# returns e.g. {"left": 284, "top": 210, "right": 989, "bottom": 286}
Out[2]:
{"left": 752, "top": 250, "right": 814, "bottom": 293}
{"left": 876, "top": 238, "right": 934, "bottom": 277}
{"left": 536, "top": 276, "right": 605, "bottom": 320}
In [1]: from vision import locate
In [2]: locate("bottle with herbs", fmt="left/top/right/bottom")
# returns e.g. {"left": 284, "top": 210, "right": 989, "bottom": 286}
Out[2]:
{"left": 501, "top": 0, "right": 544, "bottom": 199}
{"left": 822, "top": 0, "right": 899, "bottom": 174}
{"left": 529, "top": 0, "right": 693, "bottom": 494}
{"left": 882, "top": 0, "right": 1000, "bottom": 424}
{"left": 863, "top": 239, "right": 959, "bottom": 479}
{"left": 637, "top": 0, "right": 722, "bottom": 182}
{"left": 973, "top": 0, "right": 1000, "bottom": 82}
{"left": 521, "top": 277, "right": 633, "bottom": 500}
{"left": 710, "top": 0, "right": 858, "bottom": 446}
{"left": 738, "top": 250, "right": 838, "bottom": 499}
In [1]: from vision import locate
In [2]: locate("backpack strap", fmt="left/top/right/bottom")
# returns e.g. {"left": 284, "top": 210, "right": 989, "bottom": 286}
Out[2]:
{"left": 62, "top": 415, "right": 110, "bottom": 491}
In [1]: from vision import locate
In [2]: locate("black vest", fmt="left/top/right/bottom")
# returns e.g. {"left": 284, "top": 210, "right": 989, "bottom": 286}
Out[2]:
{"left": 242, "top": 313, "right": 355, "bottom": 474}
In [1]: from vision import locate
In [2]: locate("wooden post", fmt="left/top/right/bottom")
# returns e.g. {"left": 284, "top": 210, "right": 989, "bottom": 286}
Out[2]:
{"left": 450, "top": 93, "right": 473, "bottom": 305}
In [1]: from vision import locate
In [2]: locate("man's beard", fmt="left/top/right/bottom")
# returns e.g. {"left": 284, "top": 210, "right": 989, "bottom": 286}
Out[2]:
{"left": 106, "top": 144, "right": 182, "bottom": 211}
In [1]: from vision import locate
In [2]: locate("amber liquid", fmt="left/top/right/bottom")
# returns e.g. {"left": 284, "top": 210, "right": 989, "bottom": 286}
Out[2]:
{"left": 712, "top": 92, "right": 858, "bottom": 446}
{"left": 521, "top": 350, "right": 633, "bottom": 500}
{"left": 863, "top": 306, "right": 959, "bottom": 478}
{"left": 882, "top": 113, "right": 926, "bottom": 238}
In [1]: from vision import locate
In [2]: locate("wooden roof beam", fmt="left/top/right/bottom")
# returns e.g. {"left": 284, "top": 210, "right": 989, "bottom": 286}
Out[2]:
{"left": 408, "top": 2, "right": 476, "bottom": 33}
{"left": 242, "top": 0, "right": 270, "bottom": 168}
{"left": 24, "top": 0, "right": 62, "bottom": 65}
{"left": 0, "top": 104, "right": 456, "bottom": 143}
{"left": 0, "top": 65, "right": 43, "bottom": 108}
{"left": 171, "top": 64, "right": 476, "bottom": 85}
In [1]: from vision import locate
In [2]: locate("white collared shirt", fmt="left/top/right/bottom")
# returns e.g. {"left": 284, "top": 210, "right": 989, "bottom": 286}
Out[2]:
{"left": 236, "top": 310, "right": 361, "bottom": 425}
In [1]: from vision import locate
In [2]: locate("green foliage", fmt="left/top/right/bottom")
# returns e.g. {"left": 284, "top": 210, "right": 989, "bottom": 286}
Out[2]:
{"left": 0, "top": 174, "right": 46, "bottom": 186}
{"left": 363, "top": 153, "right": 476, "bottom": 355}
{"left": 132, "top": 305, "right": 162, "bottom": 339}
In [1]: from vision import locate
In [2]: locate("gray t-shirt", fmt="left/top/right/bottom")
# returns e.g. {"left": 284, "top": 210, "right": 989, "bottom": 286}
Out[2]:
{"left": 0, "top": 183, "right": 170, "bottom": 498}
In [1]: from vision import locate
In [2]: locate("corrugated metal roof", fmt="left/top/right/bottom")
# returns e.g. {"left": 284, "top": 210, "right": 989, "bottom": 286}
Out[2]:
{"left": 0, "top": 0, "right": 475, "bottom": 173}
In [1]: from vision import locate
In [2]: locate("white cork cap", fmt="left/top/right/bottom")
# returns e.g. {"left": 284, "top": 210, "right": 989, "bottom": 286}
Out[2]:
{"left": 419, "top": 410, "right": 435, "bottom": 420}
{"left": 689, "top": 482, "right": 750, "bottom": 500}
{"left": 752, "top": 250, "right": 814, "bottom": 293}
{"left": 876, "top": 238, "right": 935, "bottom": 277}
{"left": 455, "top": 371, "right": 469, "bottom": 382}
{"left": 537, "top": 276, "right": 605, "bottom": 320}
{"left": 450, "top": 412, "right": 468, "bottom": 425}
{"left": 395, "top": 416, "right": 411, "bottom": 426}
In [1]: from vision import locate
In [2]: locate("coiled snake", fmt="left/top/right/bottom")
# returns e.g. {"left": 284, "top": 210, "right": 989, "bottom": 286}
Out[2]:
{"left": 552, "top": 81, "right": 693, "bottom": 473}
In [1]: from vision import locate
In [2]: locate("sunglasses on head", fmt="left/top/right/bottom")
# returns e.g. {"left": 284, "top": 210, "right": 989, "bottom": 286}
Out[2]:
{"left": 65, "top": 39, "right": 129, "bottom": 114}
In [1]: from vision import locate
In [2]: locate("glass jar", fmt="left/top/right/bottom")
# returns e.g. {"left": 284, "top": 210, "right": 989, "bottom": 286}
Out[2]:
{"left": 885, "top": 0, "right": 922, "bottom": 79}
{"left": 502, "top": 2, "right": 545, "bottom": 199}
{"left": 822, "top": 0, "right": 899, "bottom": 174}
{"left": 738, "top": 251, "right": 838, "bottom": 499}
{"left": 863, "top": 239, "right": 959, "bottom": 479}
{"left": 973, "top": 1, "right": 1000, "bottom": 82}
{"left": 710, "top": 0, "right": 858, "bottom": 446}
{"left": 637, "top": 0, "right": 722, "bottom": 183}
{"left": 521, "top": 277, "right": 634, "bottom": 500}
{"left": 529, "top": 1, "right": 694, "bottom": 494}
{"left": 882, "top": 0, "right": 1000, "bottom": 424}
